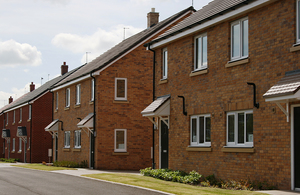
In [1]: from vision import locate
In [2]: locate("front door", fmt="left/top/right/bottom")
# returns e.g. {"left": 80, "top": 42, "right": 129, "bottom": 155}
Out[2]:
{"left": 160, "top": 120, "right": 168, "bottom": 169}
{"left": 294, "top": 106, "right": 300, "bottom": 190}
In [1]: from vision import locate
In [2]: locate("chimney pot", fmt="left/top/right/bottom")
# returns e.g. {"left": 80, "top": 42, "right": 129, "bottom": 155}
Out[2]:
{"left": 147, "top": 8, "right": 159, "bottom": 28}
{"left": 30, "top": 82, "right": 35, "bottom": 92}
{"left": 9, "top": 96, "right": 13, "bottom": 104}
{"left": 61, "top": 62, "right": 68, "bottom": 75}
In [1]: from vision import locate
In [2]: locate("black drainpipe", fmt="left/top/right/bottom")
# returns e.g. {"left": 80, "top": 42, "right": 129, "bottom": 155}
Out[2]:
{"left": 90, "top": 71, "right": 96, "bottom": 169}
{"left": 148, "top": 43, "right": 156, "bottom": 169}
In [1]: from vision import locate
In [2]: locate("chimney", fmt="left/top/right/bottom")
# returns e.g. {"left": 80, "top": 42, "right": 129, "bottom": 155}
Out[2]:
{"left": 30, "top": 82, "right": 35, "bottom": 92}
{"left": 61, "top": 62, "right": 68, "bottom": 75}
{"left": 9, "top": 96, "right": 13, "bottom": 104}
{"left": 147, "top": 8, "right": 159, "bottom": 28}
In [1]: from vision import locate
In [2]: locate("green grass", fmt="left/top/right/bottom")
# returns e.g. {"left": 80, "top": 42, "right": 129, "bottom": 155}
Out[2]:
{"left": 83, "top": 173, "right": 266, "bottom": 195}
{"left": 12, "top": 163, "right": 77, "bottom": 171}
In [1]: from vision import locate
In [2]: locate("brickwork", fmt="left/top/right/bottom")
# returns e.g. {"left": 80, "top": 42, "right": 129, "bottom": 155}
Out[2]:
{"left": 54, "top": 78, "right": 93, "bottom": 165}
{"left": 152, "top": 0, "right": 299, "bottom": 190}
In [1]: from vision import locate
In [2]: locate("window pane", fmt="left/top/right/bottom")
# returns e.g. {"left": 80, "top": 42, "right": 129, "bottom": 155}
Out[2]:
{"left": 116, "top": 80, "right": 125, "bottom": 98}
{"left": 196, "top": 37, "right": 201, "bottom": 69}
{"left": 202, "top": 36, "right": 207, "bottom": 66}
{"left": 228, "top": 115, "right": 235, "bottom": 142}
{"left": 246, "top": 113, "right": 253, "bottom": 142}
{"left": 205, "top": 117, "right": 211, "bottom": 142}
{"left": 199, "top": 117, "right": 204, "bottom": 143}
{"left": 163, "top": 50, "right": 168, "bottom": 78}
{"left": 242, "top": 20, "right": 248, "bottom": 56}
{"left": 191, "top": 118, "right": 197, "bottom": 143}
{"left": 116, "top": 131, "right": 125, "bottom": 149}
{"left": 238, "top": 113, "right": 245, "bottom": 144}
{"left": 232, "top": 24, "right": 240, "bottom": 58}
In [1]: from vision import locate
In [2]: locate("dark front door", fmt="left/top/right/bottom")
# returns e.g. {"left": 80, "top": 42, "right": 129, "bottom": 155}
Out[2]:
{"left": 294, "top": 107, "right": 300, "bottom": 189}
{"left": 160, "top": 120, "right": 168, "bottom": 169}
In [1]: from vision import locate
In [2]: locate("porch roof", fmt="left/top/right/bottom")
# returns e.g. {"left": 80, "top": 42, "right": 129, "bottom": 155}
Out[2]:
{"left": 77, "top": 113, "right": 94, "bottom": 129}
{"left": 45, "top": 119, "right": 59, "bottom": 132}
{"left": 141, "top": 95, "right": 170, "bottom": 117}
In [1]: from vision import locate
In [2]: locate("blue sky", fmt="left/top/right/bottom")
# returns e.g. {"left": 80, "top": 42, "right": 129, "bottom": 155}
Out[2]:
{"left": 0, "top": 0, "right": 211, "bottom": 107}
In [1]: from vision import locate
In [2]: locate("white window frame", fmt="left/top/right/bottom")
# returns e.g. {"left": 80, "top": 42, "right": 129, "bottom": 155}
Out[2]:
{"left": 28, "top": 137, "right": 30, "bottom": 150}
{"left": 66, "top": 88, "right": 70, "bottom": 107}
{"left": 6, "top": 113, "right": 8, "bottom": 125}
{"left": 64, "top": 131, "right": 70, "bottom": 148}
{"left": 226, "top": 110, "right": 253, "bottom": 147}
{"left": 162, "top": 48, "right": 168, "bottom": 79}
{"left": 297, "top": 0, "right": 300, "bottom": 43}
{"left": 19, "top": 108, "right": 22, "bottom": 123}
{"left": 190, "top": 114, "right": 211, "bottom": 147}
{"left": 13, "top": 110, "right": 15, "bottom": 124}
{"left": 114, "top": 129, "right": 127, "bottom": 152}
{"left": 91, "top": 79, "right": 95, "bottom": 101}
{"left": 194, "top": 33, "right": 208, "bottom": 71}
{"left": 29, "top": 105, "right": 31, "bottom": 120}
{"left": 12, "top": 138, "right": 15, "bottom": 152}
{"left": 18, "top": 138, "right": 22, "bottom": 152}
{"left": 115, "top": 78, "right": 127, "bottom": 101}
{"left": 55, "top": 92, "right": 58, "bottom": 110}
{"left": 76, "top": 84, "right": 81, "bottom": 105}
{"left": 231, "top": 17, "right": 248, "bottom": 61}
{"left": 74, "top": 130, "right": 81, "bottom": 148}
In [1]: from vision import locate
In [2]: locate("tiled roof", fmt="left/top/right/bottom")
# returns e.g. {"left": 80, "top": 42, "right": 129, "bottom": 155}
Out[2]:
{"left": 54, "top": 6, "right": 195, "bottom": 87}
{"left": 141, "top": 95, "right": 170, "bottom": 115}
{"left": 0, "top": 65, "right": 83, "bottom": 113}
{"left": 263, "top": 70, "right": 300, "bottom": 98}
{"left": 151, "top": 0, "right": 252, "bottom": 43}
{"left": 77, "top": 113, "right": 94, "bottom": 127}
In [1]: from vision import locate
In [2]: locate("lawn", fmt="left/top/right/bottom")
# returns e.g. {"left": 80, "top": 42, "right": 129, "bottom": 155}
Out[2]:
{"left": 12, "top": 163, "right": 77, "bottom": 171}
{"left": 83, "top": 173, "right": 266, "bottom": 195}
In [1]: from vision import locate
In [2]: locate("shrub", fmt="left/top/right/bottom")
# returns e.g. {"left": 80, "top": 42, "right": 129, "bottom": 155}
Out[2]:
{"left": 53, "top": 160, "right": 79, "bottom": 168}
{"left": 0, "top": 158, "right": 19, "bottom": 163}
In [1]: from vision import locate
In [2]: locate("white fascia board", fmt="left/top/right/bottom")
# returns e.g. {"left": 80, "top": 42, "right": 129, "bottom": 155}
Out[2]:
{"left": 150, "top": 0, "right": 275, "bottom": 49}
{"left": 51, "top": 74, "right": 91, "bottom": 92}
{"left": 265, "top": 90, "right": 300, "bottom": 102}
{"left": 4, "top": 102, "right": 28, "bottom": 113}
{"left": 93, "top": 10, "right": 193, "bottom": 75}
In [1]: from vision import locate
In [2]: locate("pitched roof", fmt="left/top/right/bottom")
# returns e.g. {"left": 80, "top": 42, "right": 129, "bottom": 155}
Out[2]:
{"left": 54, "top": 6, "right": 195, "bottom": 87}
{"left": 0, "top": 65, "right": 83, "bottom": 113}
{"left": 263, "top": 70, "right": 300, "bottom": 98}
{"left": 141, "top": 95, "right": 170, "bottom": 115}
{"left": 150, "top": 0, "right": 254, "bottom": 45}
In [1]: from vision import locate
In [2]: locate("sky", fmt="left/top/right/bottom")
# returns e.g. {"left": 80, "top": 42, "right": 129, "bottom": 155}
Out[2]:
{"left": 0, "top": 0, "right": 211, "bottom": 107}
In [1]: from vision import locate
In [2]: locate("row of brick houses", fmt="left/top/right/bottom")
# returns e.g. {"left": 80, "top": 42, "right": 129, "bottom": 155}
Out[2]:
{"left": 2, "top": 0, "right": 300, "bottom": 191}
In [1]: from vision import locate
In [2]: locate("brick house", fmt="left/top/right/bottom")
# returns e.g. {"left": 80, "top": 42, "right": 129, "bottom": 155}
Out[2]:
{"left": 46, "top": 7, "right": 194, "bottom": 170}
{"left": 142, "top": 0, "right": 300, "bottom": 191}
{"left": 0, "top": 64, "right": 78, "bottom": 163}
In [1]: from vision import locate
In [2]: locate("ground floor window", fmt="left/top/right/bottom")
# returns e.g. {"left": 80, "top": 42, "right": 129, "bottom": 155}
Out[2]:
{"left": 74, "top": 130, "right": 81, "bottom": 148}
{"left": 18, "top": 138, "right": 22, "bottom": 152}
{"left": 190, "top": 114, "right": 211, "bottom": 146}
{"left": 114, "top": 129, "right": 127, "bottom": 152}
{"left": 64, "top": 131, "right": 70, "bottom": 148}
{"left": 226, "top": 110, "right": 253, "bottom": 147}
{"left": 12, "top": 138, "right": 15, "bottom": 152}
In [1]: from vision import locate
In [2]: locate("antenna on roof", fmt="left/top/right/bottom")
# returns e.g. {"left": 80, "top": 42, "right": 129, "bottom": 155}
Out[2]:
{"left": 41, "top": 77, "right": 43, "bottom": 85}
{"left": 48, "top": 74, "right": 50, "bottom": 81}
{"left": 86, "top": 52, "right": 91, "bottom": 63}
{"left": 192, "top": 0, "right": 193, "bottom": 6}
{"left": 123, "top": 27, "right": 129, "bottom": 40}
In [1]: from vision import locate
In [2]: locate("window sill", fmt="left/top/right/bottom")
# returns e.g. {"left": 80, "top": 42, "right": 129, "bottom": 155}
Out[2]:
{"left": 74, "top": 104, "right": 81, "bottom": 108}
{"left": 18, "top": 151, "right": 22, "bottom": 153}
{"left": 222, "top": 147, "right": 254, "bottom": 153}
{"left": 64, "top": 107, "right": 70, "bottom": 111}
{"left": 112, "top": 152, "right": 129, "bottom": 155}
{"left": 54, "top": 109, "right": 58, "bottom": 113}
{"left": 11, "top": 151, "right": 15, "bottom": 153}
{"left": 89, "top": 101, "right": 94, "bottom": 105}
{"left": 18, "top": 121, "right": 22, "bottom": 124}
{"left": 63, "top": 148, "right": 70, "bottom": 152}
{"left": 290, "top": 44, "right": 300, "bottom": 52}
{"left": 12, "top": 123, "right": 15, "bottom": 125}
{"left": 27, "top": 119, "right": 31, "bottom": 122}
{"left": 186, "top": 147, "right": 211, "bottom": 152}
{"left": 73, "top": 148, "right": 81, "bottom": 152}
{"left": 189, "top": 69, "right": 208, "bottom": 77}
{"left": 113, "top": 100, "right": 129, "bottom": 104}
{"left": 27, "top": 148, "right": 30, "bottom": 151}
{"left": 225, "top": 58, "right": 249, "bottom": 68}
{"left": 159, "top": 79, "right": 168, "bottom": 85}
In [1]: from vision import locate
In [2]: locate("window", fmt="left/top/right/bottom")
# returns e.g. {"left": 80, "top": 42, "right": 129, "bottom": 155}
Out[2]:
{"left": 29, "top": 105, "right": 31, "bottom": 120}
{"left": 114, "top": 129, "right": 127, "bottom": 152}
{"left": 194, "top": 33, "right": 207, "bottom": 71}
{"left": 66, "top": 88, "right": 70, "bottom": 107}
{"left": 13, "top": 110, "right": 15, "bottom": 124}
{"left": 55, "top": 92, "right": 58, "bottom": 110}
{"left": 297, "top": 0, "right": 300, "bottom": 43}
{"left": 162, "top": 48, "right": 168, "bottom": 79}
{"left": 74, "top": 130, "right": 81, "bottom": 148}
{"left": 231, "top": 17, "right": 248, "bottom": 60}
{"left": 12, "top": 138, "right": 15, "bottom": 152}
{"left": 75, "top": 84, "right": 81, "bottom": 105}
{"left": 19, "top": 108, "right": 22, "bottom": 122}
{"left": 226, "top": 110, "right": 253, "bottom": 147}
{"left": 28, "top": 137, "right": 30, "bottom": 150}
{"left": 91, "top": 79, "right": 95, "bottom": 101}
{"left": 190, "top": 114, "right": 211, "bottom": 146}
{"left": 19, "top": 138, "right": 22, "bottom": 152}
{"left": 6, "top": 113, "right": 8, "bottom": 125}
{"left": 115, "top": 78, "right": 127, "bottom": 101}
{"left": 64, "top": 131, "right": 70, "bottom": 148}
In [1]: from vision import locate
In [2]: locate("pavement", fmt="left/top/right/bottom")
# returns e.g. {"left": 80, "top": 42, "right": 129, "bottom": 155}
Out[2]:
{"left": 3, "top": 163, "right": 300, "bottom": 195}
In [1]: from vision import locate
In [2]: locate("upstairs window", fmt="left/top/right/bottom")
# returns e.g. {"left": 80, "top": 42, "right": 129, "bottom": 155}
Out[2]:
{"left": 226, "top": 110, "right": 253, "bottom": 147}
{"left": 297, "top": 0, "right": 300, "bottom": 43}
{"left": 6, "top": 113, "right": 8, "bottom": 125}
{"left": 29, "top": 105, "right": 31, "bottom": 120}
{"left": 194, "top": 33, "right": 208, "bottom": 71}
{"left": 115, "top": 78, "right": 127, "bottom": 101}
{"left": 91, "top": 79, "right": 95, "bottom": 101}
{"left": 13, "top": 110, "right": 15, "bottom": 124}
{"left": 162, "top": 48, "right": 168, "bottom": 79}
{"left": 55, "top": 92, "right": 58, "bottom": 110}
{"left": 74, "top": 130, "right": 81, "bottom": 148}
{"left": 231, "top": 17, "right": 248, "bottom": 60}
{"left": 190, "top": 114, "right": 211, "bottom": 146}
{"left": 19, "top": 108, "right": 22, "bottom": 122}
{"left": 75, "top": 84, "right": 81, "bottom": 105}
{"left": 64, "top": 131, "right": 70, "bottom": 148}
{"left": 66, "top": 88, "right": 70, "bottom": 107}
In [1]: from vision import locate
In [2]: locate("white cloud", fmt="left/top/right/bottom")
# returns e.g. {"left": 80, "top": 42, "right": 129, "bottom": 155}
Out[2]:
{"left": 52, "top": 25, "right": 143, "bottom": 63}
{"left": 35, "top": 0, "right": 71, "bottom": 5}
{"left": 0, "top": 40, "right": 42, "bottom": 67}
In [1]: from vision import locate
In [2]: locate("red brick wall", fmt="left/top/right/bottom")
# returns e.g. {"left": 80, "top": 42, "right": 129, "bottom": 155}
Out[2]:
{"left": 153, "top": 0, "right": 298, "bottom": 190}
